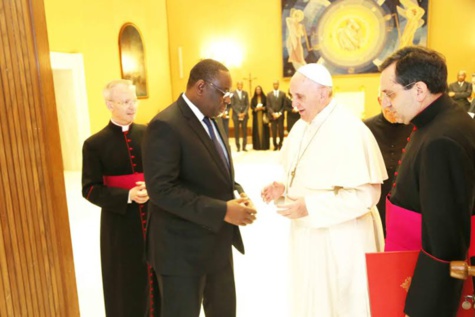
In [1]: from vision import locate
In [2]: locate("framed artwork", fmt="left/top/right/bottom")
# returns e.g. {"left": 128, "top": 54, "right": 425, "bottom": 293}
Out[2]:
{"left": 282, "top": 0, "right": 429, "bottom": 76}
{"left": 118, "top": 23, "right": 148, "bottom": 98}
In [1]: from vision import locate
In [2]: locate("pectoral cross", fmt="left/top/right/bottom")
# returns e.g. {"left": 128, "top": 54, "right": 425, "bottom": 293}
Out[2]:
{"left": 289, "top": 167, "right": 297, "bottom": 188}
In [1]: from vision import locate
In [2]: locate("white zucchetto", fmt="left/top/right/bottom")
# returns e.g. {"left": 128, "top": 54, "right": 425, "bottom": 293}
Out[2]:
{"left": 297, "top": 63, "right": 333, "bottom": 87}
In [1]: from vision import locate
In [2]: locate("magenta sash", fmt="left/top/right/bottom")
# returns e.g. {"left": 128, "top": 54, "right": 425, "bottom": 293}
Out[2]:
{"left": 385, "top": 196, "right": 475, "bottom": 257}
{"left": 103, "top": 173, "right": 144, "bottom": 190}
{"left": 384, "top": 197, "right": 422, "bottom": 252}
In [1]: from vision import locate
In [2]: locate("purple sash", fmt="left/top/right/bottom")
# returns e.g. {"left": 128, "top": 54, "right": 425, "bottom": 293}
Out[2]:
{"left": 384, "top": 197, "right": 422, "bottom": 252}
{"left": 103, "top": 173, "right": 144, "bottom": 190}
{"left": 385, "top": 196, "right": 475, "bottom": 257}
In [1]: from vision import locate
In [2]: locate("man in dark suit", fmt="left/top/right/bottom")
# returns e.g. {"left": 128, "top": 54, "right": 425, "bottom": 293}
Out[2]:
{"left": 267, "top": 80, "right": 286, "bottom": 150}
{"left": 448, "top": 70, "right": 472, "bottom": 111}
{"left": 142, "top": 59, "right": 257, "bottom": 317}
{"left": 284, "top": 91, "right": 300, "bottom": 133}
{"left": 230, "top": 81, "right": 249, "bottom": 151}
{"left": 221, "top": 101, "right": 231, "bottom": 138}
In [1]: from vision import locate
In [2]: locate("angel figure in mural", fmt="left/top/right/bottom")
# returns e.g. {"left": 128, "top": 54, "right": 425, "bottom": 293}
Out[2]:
{"left": 286, "top": 8, "right": 307, "bottom": 70}
{"left": 337, "top": 18, "right": 363, "bottom": 52}
{"left": 397, "top": 0, "right": 425, "bottom": 48}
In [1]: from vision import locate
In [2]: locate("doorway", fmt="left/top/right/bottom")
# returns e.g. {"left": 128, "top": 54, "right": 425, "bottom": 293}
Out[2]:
{"left": 50, "top": 52, "right": 105, "bottom": 316}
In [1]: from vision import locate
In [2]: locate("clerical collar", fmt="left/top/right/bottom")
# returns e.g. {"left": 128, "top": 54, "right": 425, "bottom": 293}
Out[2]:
{"left": 410, "top": 94, "right": 446, "bottom": 129}
{"left": 110, "top": 119, "right": 131, "bottom": 132}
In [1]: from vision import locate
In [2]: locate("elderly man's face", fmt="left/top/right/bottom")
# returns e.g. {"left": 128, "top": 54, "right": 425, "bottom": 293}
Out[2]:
{"left": 106, "top": 84, "right": 138, "bottom": 125}
{"left": 289, "top": 73, "right": 328, "bottom": 123}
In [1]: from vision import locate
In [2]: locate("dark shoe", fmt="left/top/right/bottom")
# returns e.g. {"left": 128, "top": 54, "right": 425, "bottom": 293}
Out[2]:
{"left": 273, "top": 147, "right": 279, "bottom": 151}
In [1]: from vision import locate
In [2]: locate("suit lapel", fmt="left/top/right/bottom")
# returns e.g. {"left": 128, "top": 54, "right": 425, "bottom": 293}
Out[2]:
{"left": 178, "top": 97, "right": 231, "bottom": 180}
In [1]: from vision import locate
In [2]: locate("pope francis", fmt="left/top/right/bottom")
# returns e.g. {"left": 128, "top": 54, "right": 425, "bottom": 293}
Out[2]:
{"left": 261, "top": 63, "right": 387, "bottom": 317}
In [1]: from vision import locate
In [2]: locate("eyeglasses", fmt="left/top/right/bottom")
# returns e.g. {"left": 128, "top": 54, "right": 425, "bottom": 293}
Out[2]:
{"left": 205, "top": 81, "right": 233, "bottom": 99}
{"left": 109, "top": 99, "right": 139, "bottom": 107}
{"left": 381, "top": 81, "right": 416, "bottom": 101}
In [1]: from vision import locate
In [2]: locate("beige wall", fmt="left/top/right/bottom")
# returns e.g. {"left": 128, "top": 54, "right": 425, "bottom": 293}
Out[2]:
{"left": 44, "top": 0, "right": 475, "bottom": 132}
{"left": 166, "top": 0, "right": 475, "bottom": 121}
{"left": 429, "top": 0, "right": 475, "bottom": 88}
{"left": 44, "top": 0, "right": 172, "bottom": 133}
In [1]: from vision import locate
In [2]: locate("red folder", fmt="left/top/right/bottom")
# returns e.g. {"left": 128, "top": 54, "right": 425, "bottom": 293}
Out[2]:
{"left": 366, "top": 251, "right": 474, "bottom": 317}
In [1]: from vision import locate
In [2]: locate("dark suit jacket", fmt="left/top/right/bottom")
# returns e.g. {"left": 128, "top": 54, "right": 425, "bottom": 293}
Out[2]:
{"left": 284, "top": 95, "right": 299, "bottom": 131}
{"left": 448, "top": 81, "right": 472, "bottom": 111}
{"left": 266, "top": 90, "right": 286, "bottom": 121}
{"left": 230, "top": 90, "right": 249, "bottom": 120}
{"left": 143, "top": 94, "right": 244, "bottom": 276}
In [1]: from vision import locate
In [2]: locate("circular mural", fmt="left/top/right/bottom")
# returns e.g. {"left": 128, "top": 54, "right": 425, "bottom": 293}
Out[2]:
{"left": 282, "top": 0, "right": 428, "bottom": 76}
{"left": 317, "top": 0, "right": 387, "bottom": 74}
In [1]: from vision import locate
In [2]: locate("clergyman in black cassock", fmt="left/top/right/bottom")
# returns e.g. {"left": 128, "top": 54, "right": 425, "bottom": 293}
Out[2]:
{"left": 380, "top": 47, "right": 475, "bottom": 317}
{"left": 82, "top": 80, "right": 156, "bottom": 317}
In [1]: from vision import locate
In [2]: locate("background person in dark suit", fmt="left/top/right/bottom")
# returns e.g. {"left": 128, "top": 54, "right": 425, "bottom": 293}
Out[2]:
{"left": 469, "top": 98, "right": 475, "bottom": 115}
{"left": 447, "top": 70, "right": 472, "bottom": 111}
{"left": 230, "top": 81, "right": 249, "bottom": 151}
{"left": 142, "top": 59, "right": 257, "bottom": 317}
{"left": 284, "top": 90, "right": 299, "bottom": 133}
{"left": 267, "top": 80, "right": 286, "bottom": 150}
{"left": 221, "top": 101, "right": 232, "bottom": 138}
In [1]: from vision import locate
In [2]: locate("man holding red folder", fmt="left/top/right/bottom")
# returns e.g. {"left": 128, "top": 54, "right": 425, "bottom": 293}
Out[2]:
{"left": 379, "top": 46, "right": 475, "bottom": 316}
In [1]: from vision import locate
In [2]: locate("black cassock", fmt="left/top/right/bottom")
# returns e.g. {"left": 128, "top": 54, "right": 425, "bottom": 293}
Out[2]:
{"left": 82, "top": 121, "right": 155, "bottom": 317}
{"left": 389, "top": 95, "right": 475, "bottom": 317}
{"left": 364, "top": 112, "right": 413, "bottom": 236}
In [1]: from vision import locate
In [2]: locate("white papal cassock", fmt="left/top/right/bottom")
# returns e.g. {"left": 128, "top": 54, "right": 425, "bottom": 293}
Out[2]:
{"left": 280, "top": 100, "right": 387, "bottom": 317}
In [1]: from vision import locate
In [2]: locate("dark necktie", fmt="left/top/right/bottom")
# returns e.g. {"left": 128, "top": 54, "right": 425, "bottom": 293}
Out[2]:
{"left": 202, "top": 117, "right": 229, "bottom": 173}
